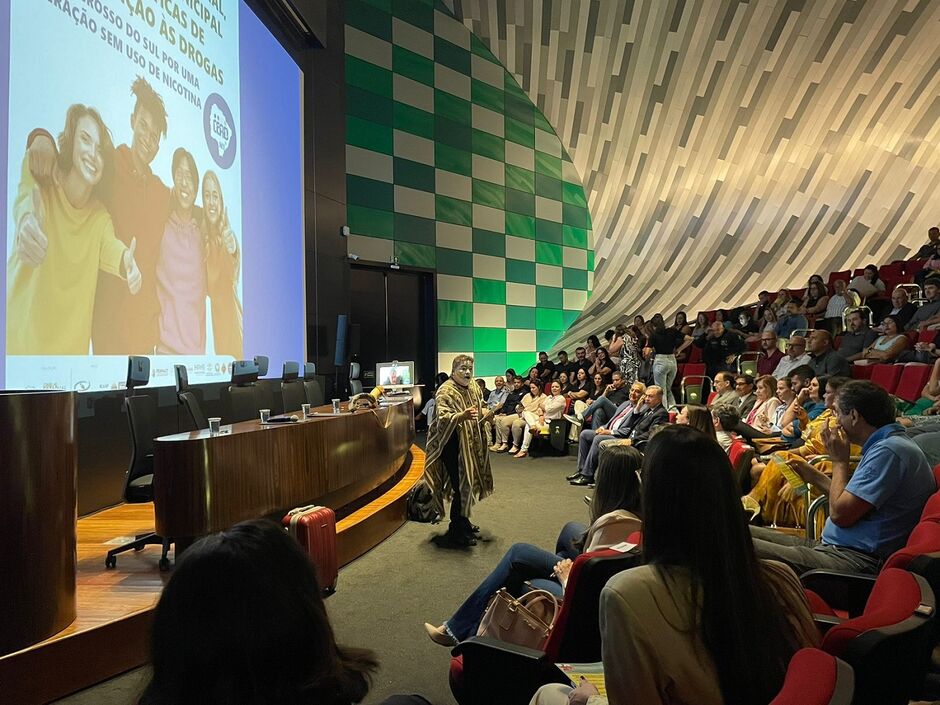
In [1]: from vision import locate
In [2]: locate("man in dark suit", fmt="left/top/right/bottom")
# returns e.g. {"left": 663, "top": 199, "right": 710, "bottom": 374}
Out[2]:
{"left": 568, "top": 386, "right": 669, "bottom": 485}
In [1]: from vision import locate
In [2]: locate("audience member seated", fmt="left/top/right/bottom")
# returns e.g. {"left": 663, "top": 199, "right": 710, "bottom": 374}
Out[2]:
{"left": 853, "top": 315, "right": 909, "bottom": 365}
{"left": 708, "top": 371, "right": 739, "bottom": 409}
{"left": 742, "top": 376, "right": 851, "bottom": 524}
{"left": 742, "top": 375, "right": 782, "bottom": 435}
{"left": 568, "top": 386, "right": 669, "bottom": 486}
{"left": 711, "top": 404, "right": 740, "bottom": 451}
{"left": 748, "top": 307, "right": 778, "bottom": 345}
{"left": 534, "top": 351, "right": 555, "bottom": 386}
{"left": 139, "top": 519, "right": 429, "bottom": 705}
{"left": 753, "top": 290, "right": 773, "bottom": 323}
{"left": 696, "top": 320, "right": 745, "bottom": 378}
{"left": 806, "top": 329, "right": 851, "bottom": 377}
{"left": 502, "top": 381, "right": 546, "bottom": 455}
{"left": 820, "top": 278, "right": 851, "bottom": 335}
{"left": 756, "top": 333, "right": 784, "bottom": 376}
{"left": 775, "top": 300, "right": 809, "bottom": 339}
{"left": 675, "top": 403, "right": 717, "bottom": 440}
{"left": 690, "top": 311, "right": 710, "bottom": 338}
{"left": 776, "top": 368, "right": 826, "bottom": 433}
{"left": 734, "top": 374, "right": 757, "bottom": 417}
{"left": 475, "top": 378, "right": 490, "bottom": 401}
{"left": 727, "top": 308, "right": 758, "bottom": 340}
{"left": 490, "top": 377, "right": 528, "bottom": 452}
{"left": 907, "top": 277, "right": 940, "bottom": 330}
{"left": 573, "top": 346, "right": 592, "bottom": 373}
{"left": 749, "top": 381, "right": 935, "bottom": 575}
{"left": 800, "top": 281, "right": 830, "bottom": 320}
{"left": 585, "top": 335, "right": 601, "bottom": 362}
{"left": 555, "top": 371, "right": 572, "bottom": 395}
{"left": 848, "top": 263, "right": 886, "bottom": 300}
{"left": 914, "top": 226, "right": 940, "bottom": 260}
{"left": 513, "top": 381, "right": 566, "bottom": 459}
{"left": 671, "top": 311, "right": 692, "bottom": 335}
{"left": 771, "top": 288, "right": 793, "bottom": 316}
{"left": 588, "top": 346, "right": 616, "bottom": 385}
{"left": 565, "top": 367, "right": 595, "bottom": 426}
{"left": 531, "top": 426, "right": 818, "bottom": 705}
{"left": 836, "top": 309, "right": 879, "bottom": 362}
{"left": 565, "top": 372, "right": 633, "bottom": 430}
{"left": 423, "top": 446, "right": 644, "bottom": 646}
{"left": 884, "top": 286, "right": 916, "bottom": 330}
{"left": 772, "top": 335, "right": 810, "bottom": 379}
{"left": 553, "top": 350, "right": 576, "bottom": 379}
{"left": 482, "top": 376, "right": 508, "bottom": 446}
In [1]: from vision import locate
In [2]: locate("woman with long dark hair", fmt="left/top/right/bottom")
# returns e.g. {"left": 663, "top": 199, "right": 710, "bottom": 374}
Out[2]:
{"left": 140, "top": 519, "right": 427, "bottom": 705}
{"left": 533, "top": 427, "right": 816, "bottom": 705}
{"left": 425, "top": 446, "right": 644, "bottom": 646}
{"left": 675, "top": 403, "right": 716, "bottom": 440}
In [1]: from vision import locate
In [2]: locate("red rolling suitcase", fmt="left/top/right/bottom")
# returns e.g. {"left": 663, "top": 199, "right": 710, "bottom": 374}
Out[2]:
{"left": 283, "top": 505, "right": 338, "bottom": 594}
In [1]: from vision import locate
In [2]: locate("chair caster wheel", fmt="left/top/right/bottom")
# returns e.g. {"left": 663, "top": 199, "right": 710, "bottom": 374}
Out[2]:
{"left": 159, "top": 558, "right": 170, "bottom": 572}
{"left": 134, "top": 545, "right": 145, "bottom": 551}
{"left": 105, "top": 555, "right": 117, "bottom": 569}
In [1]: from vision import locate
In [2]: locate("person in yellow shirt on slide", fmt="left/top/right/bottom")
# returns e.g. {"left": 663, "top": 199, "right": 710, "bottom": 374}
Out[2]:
{"left": 7, "top": 105, "right": 142, "bottom": 355}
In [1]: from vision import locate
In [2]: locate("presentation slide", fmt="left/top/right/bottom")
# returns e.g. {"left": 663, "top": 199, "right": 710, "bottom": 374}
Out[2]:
{"left": 0, "top": 0, "right": 304, "bottom": 391}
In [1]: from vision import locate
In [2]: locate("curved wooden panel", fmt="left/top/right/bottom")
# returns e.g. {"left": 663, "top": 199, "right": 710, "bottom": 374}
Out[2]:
{"left": 0, "top": 391, "right": 77, "bottom": 656}
{"left": 153, "top": 400, "right": 415, "bottom": 538}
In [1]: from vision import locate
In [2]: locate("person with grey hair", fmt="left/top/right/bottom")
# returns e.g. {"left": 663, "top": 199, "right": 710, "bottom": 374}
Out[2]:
{"left": 423, "top": 355, "right": 496, "bottom": 547}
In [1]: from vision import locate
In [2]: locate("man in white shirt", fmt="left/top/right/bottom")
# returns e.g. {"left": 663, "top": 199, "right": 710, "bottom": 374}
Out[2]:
{"left": 772, "top": 335, "right": 811, "bottom": 379}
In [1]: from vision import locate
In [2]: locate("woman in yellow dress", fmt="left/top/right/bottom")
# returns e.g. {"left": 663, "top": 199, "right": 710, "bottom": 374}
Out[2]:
{"left": 742, "top": 376, "right": 857, "bottom": 526}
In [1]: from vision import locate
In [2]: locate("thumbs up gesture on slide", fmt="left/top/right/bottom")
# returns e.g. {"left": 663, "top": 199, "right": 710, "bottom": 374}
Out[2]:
{"left": 123, "top": 237, "right": 142, "bottom": 295}
{"left": 14, "top": 186, "right": 49, "bottom": 267}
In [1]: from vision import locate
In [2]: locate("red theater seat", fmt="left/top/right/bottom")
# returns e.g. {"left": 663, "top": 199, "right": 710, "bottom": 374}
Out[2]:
{"left": 895, "top": 364, "right": 931, "bottom": 403}
{"left": 869, "top": 364, "right": 902, "bottom": 394}
{"left": 769, "top": 648, "right": 854, "bottom": 705}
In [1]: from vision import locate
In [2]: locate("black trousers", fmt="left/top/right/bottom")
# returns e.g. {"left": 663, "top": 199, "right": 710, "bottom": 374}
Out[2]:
{"left": 442, "top": 432, "right": 468, "bottom": 533}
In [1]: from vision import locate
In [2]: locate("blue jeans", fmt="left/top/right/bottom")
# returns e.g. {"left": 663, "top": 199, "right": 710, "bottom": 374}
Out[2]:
{"left": 581, "top": 396, "right": 617, "bottom": 429}
{"left": 445, "top": 542, "right": 558, "bottom": 640}
{"left": 652, "top": 355, "right": 678, "bottom": 410}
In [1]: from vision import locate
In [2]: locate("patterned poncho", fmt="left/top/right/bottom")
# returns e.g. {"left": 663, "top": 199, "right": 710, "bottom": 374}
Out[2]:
{"left": 423, "top": 378, "right": 494, "bottom": 518}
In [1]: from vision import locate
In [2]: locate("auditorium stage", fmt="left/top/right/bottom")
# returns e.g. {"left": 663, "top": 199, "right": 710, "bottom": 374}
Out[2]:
{"left": 0, "top": 445, "right": 424, "bottom": 705}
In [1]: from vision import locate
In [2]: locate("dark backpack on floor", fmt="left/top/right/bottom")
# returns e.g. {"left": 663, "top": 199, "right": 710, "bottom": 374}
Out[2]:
{"left": 407, "top": 481, "right": 439, "bottom": 523}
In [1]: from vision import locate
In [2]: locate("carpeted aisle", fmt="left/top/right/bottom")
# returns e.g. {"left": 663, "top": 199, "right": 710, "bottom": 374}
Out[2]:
{"left": 327, "top": 444, "right": 585, "bottom": 704}
{"left": 53, "top": 442, "right": 586, "bottom": 705}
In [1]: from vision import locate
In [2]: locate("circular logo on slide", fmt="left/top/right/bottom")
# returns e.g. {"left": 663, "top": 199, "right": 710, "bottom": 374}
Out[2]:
{"left": 203, "top": 93, "right": 237, "bottom": 169}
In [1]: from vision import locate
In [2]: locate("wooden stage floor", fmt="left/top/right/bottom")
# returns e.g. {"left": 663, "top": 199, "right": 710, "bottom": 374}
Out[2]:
{"left": 0, "top": 445, "right": 424, "bottom": 705}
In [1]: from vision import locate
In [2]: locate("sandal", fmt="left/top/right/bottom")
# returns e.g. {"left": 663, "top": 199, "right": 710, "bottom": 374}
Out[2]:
{"left": 741, "top": 495, "right": 761, "bottom": 522}
{"left": 514, "top": 450, "right": 528, "bottom": 458}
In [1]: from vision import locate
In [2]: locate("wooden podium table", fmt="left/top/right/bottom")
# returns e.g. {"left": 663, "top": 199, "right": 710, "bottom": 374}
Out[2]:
{"left": 153, "top": 400, "right": 415, "bottom": 542}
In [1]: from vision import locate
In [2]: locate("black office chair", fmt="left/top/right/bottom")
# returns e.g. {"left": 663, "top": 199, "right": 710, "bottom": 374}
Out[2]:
{"left": 105, "top": 357, "right": 172, "bottom": 572}
{"left": 282, "top": 361, "right": 306, "bottom": 412}
{"left": 228, "top": 359, "right": 261, "bottom": 422}
{"left": 304, "top": 362, "right": 325, "bottom": 406}
{"left": 174, "top": 364, "right": 207, "bottom": 430}
{"left": 349, "top": 362, "right": 363, "bottom": 395}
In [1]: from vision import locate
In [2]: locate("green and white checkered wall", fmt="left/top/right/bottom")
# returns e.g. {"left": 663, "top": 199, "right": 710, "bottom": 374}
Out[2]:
{"left": 344, "top": 0, "right": 594, "bottom": 377}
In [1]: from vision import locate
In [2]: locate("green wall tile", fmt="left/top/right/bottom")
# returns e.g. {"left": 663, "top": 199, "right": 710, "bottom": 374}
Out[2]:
{"left": 472, "top": 179, "right": 505, "bottom": 209}
{"left": 507, "top": 352, "right": 536, "bottom": 373}
{"left": 438, "top": 299, "right": 473, "bottom": 326}
{"left": 472, "top": 228, "right": 505, "bottom": 256}
{"left": 439, "top": 326, "right": 474, "bottom": 351}
{"left": 347, "top": 115, "right": 393, "bottom": 154}
{"left": 360, "top": 0, "right": 390, "bottom": 11}
{"left": 347, "top": 174, "right": 394, "bottom": 210}
{"left": 470, "top": 33, "right": 498, "bottom": 62}
{"left": 505, "top": 96, "right": 534, "bottom": 124}
{"left": 394, "top": 157, "right": 436, "bottom": 192}
{"left": 563, "top": 267, "right": 589, "bottom": 290}
{"left": 394, "top": 45, "right": 434, "bottom": 86}
{"left": 506, "top": 188, "right": 535, "bottom": 217}
{"left": 471, "top": 130, "right": 504, "bottom": 161}
{"left": 392, "top": 0, "right": 433, "bottom": 31}
{"left": 348, "top": 85, "right": 393, "bottom": 125}
{"left": 471, "top": 79, "right": 504, "bottom": 111}
{"left": 588, "top": 250, "right": 595, "bottom": 271}
{"left": 563, "top": 202, "right": 591, "bottom": 228}
{"left": 562, "top": 225, "right": 588, "bottom": 249}
{"left": 395, "top": 241, "right": 435, "bottom": 268}
{"left": 536, "top": 330, "right": 561, "bottom": 352}
{"left": 348, "top": 204, "right": 394, "bottom": 239}
{"left": 536, "top": 218, "right": 562, "bottom": 244}
{"left": 435, "top": 143, "right": 472, "bottom": 175}
{"left": 394, "top": 102, "right": 434, "bottom": 138}
{"left": 474, "top": 352, "right": 508, "bottom": 376}
{"left": 435, "top": 36, "right": 471, "bottom": 74}
{"left": 535, "top": 242, "right": 563, "bottom": 266}
{"left": 395, "top": 213, "right": 436, "bottom": 245}
{"left": 473, "top": 278, "right": 506, "bottom": 304}
{"left": 474, "top": 327, "right": 507, "bottom": 352}
{"left": 533, "top": 111, "right": 553, "bottom": 132}
{"left": 562, "top": 310, "right": 580, "bottom": 327}
{"left": 505, "top": 212, "right": 536, "bottom": 239}
{"left": 506, "top": 258, "right": 536, "bottom": 284}
{"left": 505, "top": 164, "right": 535, "bottom": 193}
{"left": 536, "top": 308, "right": 565, "bottom": 331}
{"left": 435, "top": 117, "right": 472, "bottom": 150}
{"left": 346, "top": 55, "right": 393, "bottom": 99}
{"left": 435, "top": 91, "right": 471, "bottom": 125}
{"left": 436, "top": 247, "right": 473, "bottom": 276}
{"left": 535, "top": 173, "right": 563, "bottom": 200}
{"left": 535, "top": 151, "right": 562, "bottom": 178}
{"left": 562, "top": 180, "right": 588, "bottom": 207}
{"left": 348, "top": 0, "right": 392, "bottom": 40}
{"left": 436, "top": 195, "right": 473, "bottom": 226}
{"left": 536, "top": 285, "right": 564, "bottom": 309}
{"left": 506, "top": 118, "right": 535, "bottom": 147}
{"left": 506, "top": 305, "right": 536, "bottom": 329}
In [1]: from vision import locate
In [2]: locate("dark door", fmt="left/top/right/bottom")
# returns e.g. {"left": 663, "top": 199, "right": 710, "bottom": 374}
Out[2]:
{"left": 349, "top": 266, "right": 436, "bottom": 389}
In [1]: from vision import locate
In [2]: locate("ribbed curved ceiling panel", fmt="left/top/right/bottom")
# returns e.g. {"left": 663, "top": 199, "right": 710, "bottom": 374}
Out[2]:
{"left": 447, "top": 0, "right": 940, "bottom": 344}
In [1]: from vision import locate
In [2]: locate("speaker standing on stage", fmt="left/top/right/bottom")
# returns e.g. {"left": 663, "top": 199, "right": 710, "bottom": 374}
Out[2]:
{"left": 424, "top": 355, "right": 495, "bottom": 547}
